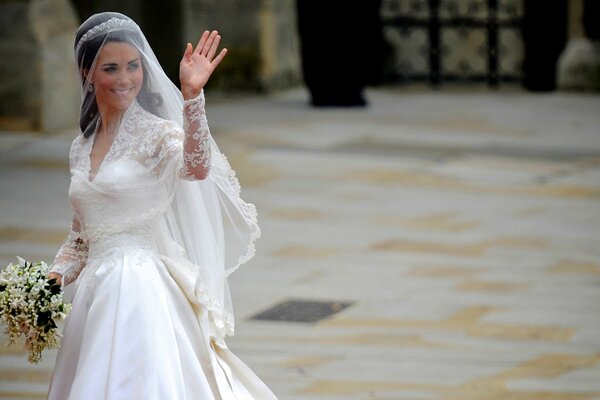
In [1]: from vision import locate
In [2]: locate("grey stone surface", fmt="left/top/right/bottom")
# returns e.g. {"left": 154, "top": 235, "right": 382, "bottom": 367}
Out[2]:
{"left": 0, "top": 87, "right": 600, "bottom": 399}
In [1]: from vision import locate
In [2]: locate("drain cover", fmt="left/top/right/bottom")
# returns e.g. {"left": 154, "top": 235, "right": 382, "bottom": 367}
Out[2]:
{"left": 250, "top": 299, "right": 353, "bottom": 323}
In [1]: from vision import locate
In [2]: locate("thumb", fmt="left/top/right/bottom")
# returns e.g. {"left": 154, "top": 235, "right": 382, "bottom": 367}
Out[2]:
{"left": 183, "top": 43, "right": 192, "bottom": 61}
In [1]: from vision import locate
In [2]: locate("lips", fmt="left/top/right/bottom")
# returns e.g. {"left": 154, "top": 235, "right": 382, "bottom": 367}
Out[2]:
{"left": 111, "top": 88, "right": 134, "bottom": 96}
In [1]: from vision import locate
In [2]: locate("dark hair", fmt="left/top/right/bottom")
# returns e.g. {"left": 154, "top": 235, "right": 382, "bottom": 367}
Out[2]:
{"left": 75, "top": 13, "right": 162, "bottom": 138}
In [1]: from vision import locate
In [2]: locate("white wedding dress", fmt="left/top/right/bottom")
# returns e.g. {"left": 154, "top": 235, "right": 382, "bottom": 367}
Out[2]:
{"left": 47, "top": 93, "right": 277, "bottom": 400}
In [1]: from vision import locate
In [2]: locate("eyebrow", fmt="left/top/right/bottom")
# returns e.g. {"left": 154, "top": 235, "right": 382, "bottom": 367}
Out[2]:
{"left": 100, "top": 58, "right": 141, "bottom": 67}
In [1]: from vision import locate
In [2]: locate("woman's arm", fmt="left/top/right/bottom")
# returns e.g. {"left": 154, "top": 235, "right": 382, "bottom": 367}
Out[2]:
{"left": 176, "top": 30, "right": 226, "bottom": 180}
{"left": 154, "top": 30, "right": 226, "bottom": 181}
{"left": 178, "top": 91, "right": 211, "bottom": 180}
{"left": 48, "top": 214, "right": 88, "bottom": 287}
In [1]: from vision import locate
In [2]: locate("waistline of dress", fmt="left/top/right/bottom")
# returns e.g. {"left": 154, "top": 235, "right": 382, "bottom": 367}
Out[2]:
{"left": 84, "top": 227, "right": 156, "bottom": 260}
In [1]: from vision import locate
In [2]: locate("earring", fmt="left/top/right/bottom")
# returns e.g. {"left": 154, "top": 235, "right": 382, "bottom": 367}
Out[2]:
{"left": 88, "top": 84, "right": 94, "bottom": 92}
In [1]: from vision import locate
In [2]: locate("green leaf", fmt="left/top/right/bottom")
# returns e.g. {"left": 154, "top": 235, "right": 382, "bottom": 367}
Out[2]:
{"left": 37, "top": 311, "right": 51, "bottom": 326}
{"left": 49, "top": 282, "right": 61, "bottom": 295}
{"left": 43, "top": 318, "right": 57, "bottom": 333}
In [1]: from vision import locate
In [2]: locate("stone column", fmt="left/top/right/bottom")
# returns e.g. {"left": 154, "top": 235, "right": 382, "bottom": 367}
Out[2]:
{"left": 0, "top": 0, "right": 80, "bottom": 132}
{"left": 258, "top": 0, "right": 301, "bottom": 90}
{"left": 557, "top": 0, "right": 600, "bottom": 91}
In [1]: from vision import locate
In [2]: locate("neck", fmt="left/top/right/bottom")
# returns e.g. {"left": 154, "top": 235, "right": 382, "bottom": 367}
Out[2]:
{"left": 97, "top": 104, "right": 126, "bottom": 137}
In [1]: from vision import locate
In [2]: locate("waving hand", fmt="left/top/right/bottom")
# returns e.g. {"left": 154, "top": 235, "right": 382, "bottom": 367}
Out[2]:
{"left": 180, "top": 30, "right": 227, "bottom": 100}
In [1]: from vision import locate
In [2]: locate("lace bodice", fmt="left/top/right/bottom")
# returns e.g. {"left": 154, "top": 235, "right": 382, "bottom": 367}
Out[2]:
{"left": 50, "top": 92, "right": 211, "bottom": 285}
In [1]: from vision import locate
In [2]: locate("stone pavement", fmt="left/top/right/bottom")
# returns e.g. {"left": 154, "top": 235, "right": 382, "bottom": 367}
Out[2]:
{"left": 0, "top": 87, "right": 599, "bottom": 399}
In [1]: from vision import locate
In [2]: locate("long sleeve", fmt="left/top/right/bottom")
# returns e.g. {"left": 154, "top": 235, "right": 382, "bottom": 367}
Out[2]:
{"left": 49, "top": 214, "right": 89, "bottom": 287}
{"left": 178, "top": 90, "right": 212, "bottom": 180}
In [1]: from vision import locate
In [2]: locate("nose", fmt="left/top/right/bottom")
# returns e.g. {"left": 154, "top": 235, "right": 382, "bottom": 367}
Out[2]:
{"left": 116, "top": 70, "right": 132, "bottom": 85}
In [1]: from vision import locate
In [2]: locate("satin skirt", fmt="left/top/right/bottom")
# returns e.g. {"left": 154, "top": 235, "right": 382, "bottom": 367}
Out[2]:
{"left": 47, "top": 247, "right": 277, "bottom": 400}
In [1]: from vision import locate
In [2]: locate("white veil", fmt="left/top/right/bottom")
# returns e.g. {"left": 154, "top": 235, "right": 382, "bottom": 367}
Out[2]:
{"left": 75, "top": 12, "right": 259, "bottom": 347}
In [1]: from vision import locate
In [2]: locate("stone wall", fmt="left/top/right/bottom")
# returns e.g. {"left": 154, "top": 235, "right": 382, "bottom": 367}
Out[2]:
{"left": 0, "top": 0, "right": 80, "bottom": 132}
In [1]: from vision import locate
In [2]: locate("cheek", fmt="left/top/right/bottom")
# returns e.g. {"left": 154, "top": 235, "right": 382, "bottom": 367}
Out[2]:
{"left": 93, "top": 73, "right": 116, "bottom": 91}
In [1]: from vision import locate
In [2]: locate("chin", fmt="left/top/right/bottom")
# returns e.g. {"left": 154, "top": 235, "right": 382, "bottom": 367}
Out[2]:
{"left": 109, "top": 91, "right": 139, "bottom": 110}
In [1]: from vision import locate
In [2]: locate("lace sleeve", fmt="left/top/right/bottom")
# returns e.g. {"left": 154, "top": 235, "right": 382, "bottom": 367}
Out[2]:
{"left": 48, "top": 215, "right": 88, "bottom": 287}
{"left": 178, "top": 90, "right": 211, "bottom": 180}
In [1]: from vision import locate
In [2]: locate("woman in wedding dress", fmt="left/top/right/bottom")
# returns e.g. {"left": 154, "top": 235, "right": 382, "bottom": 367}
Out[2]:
{"left": 46, "top": 12, "right": 278, "bottom": 399}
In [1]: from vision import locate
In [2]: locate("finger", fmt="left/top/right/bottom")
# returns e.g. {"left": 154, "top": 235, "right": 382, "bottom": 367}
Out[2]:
{"left": 194, "top": 30, "right": 210, "bottom": 54}
{"left": 201, "top": 30, "right": 218, "bottom": 56}
{"left": 206, "top": 35, "right": 221, "bottom": 60}
{"left": 211, "top": 48, "right": 228, "bottom": 68}
{"left": 182, "top": 43, "right": 192, "bottom": 62}
{"left": 201, "top": 30, "right": 219, "bottom": 57}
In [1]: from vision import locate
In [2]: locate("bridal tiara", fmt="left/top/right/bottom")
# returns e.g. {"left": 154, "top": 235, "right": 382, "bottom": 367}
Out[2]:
{"left": 76, "top": 17, "right": 140, "bottom": 52}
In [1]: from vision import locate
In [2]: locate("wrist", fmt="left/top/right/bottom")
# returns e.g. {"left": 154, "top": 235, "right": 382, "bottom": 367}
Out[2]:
{"left": 182, "top": 86, "right": 203, "bottom": 101}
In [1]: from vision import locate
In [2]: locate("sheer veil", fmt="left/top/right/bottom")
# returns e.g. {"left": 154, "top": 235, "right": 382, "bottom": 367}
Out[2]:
{"left": 74, "top": 12, "right": 260, "bottom": 347}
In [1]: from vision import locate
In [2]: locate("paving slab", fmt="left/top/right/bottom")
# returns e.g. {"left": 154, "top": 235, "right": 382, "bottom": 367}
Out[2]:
{"left": 0, "top": 87, "right": 599, "bottom": 399}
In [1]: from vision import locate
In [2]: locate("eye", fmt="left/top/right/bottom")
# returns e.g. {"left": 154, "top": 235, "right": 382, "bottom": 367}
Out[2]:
{"left": 102, "top": 66, "right": 117, "bottom": 73}
{"left": 128, "top": 63, "right": 139, "bottom": 71}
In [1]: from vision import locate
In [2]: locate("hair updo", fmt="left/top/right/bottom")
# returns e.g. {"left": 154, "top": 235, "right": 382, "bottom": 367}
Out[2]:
{"left": 75, "top": 12, "right": 161, "bottom": 138}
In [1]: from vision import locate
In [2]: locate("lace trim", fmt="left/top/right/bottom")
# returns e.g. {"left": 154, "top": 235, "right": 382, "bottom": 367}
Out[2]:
{"left": 179, "top": 92, "right": 212, "bottom": 180}
{"left": 49, "top": 231, "right": 89, "bottom": 287}
{"left": 84, "top": 206, "right": 168, "bottom": 244}
{"left": 76, "top": 17, "right": 140, "bottom": 53}
{"left": 219, "top": 152, "right": 261, "bottom": 277}
{"left": 79, "top": 100, "right": 180, "bottom": 180}
{"left": 77, "top": 95, "right": 212, "bottom": 182}
{"left": 196, "top": 283, "right": 235, "bottom": 348}
{"left": 160, "top": 255, "right": 234, "bottom": 347}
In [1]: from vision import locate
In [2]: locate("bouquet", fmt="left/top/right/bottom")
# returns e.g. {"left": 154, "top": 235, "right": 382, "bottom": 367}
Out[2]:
{"left": 0, "top": 257, "right": 71, "bottom": 363}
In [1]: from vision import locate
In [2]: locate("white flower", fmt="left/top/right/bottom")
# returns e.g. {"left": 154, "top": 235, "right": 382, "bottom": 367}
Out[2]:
{"left": 0, "top": 258, "right": 71, "bottom": 363}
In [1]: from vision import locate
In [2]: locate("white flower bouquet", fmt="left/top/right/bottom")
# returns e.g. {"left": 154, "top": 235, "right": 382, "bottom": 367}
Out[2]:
{"left": 0, "top": 257, "right": 71, "bottom": 363}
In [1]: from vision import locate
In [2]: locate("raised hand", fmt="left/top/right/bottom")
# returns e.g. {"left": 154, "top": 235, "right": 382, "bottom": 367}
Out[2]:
{"left": 180, "top": 30, "right": 228, "bottom": 100}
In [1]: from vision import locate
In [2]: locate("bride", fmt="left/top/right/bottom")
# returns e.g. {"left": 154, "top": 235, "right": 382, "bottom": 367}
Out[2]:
{"left": 46, "top": 12, "right": 278, "bottom": 399}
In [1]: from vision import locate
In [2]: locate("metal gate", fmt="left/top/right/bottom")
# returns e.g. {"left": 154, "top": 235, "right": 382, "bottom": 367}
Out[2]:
{"left": 382, "top": 0, "right": 524, "bottom": 86}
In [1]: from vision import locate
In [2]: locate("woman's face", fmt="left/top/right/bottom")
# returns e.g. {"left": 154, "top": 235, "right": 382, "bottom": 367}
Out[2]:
{"left": 91, "top": 41, "right": 143, "bottom": 114}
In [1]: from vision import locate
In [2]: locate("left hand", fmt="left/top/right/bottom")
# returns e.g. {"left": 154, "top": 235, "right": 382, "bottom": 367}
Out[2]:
{"left": 180, "top": 30, "right": 228, "bottom": 100}
{"left": 47, "top": 272, "right": 63, "bottom": 288}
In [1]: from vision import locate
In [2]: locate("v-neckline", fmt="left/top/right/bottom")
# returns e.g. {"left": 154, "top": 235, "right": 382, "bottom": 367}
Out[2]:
{"left": 86, "top": 101, "right": 139, "bottom": 182}
{"left": 88, "top": 126, "right": 120, "bottom": 183}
